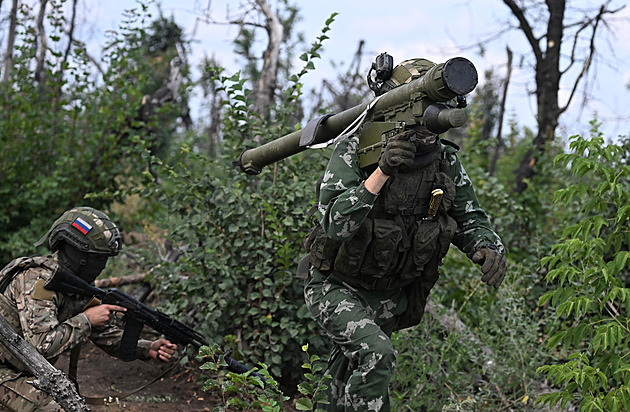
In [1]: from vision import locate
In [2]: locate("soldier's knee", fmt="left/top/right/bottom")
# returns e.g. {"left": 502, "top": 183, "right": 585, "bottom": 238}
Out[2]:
{"left": 0, "top": 376, "right": 62, "bottom": 412}
{"left": 358, "top": 333, "right": 397, "bottom": 369}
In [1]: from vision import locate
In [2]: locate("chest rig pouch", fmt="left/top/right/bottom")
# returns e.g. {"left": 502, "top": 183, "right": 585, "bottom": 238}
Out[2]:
{"left": 307, "top": 146, "right": 457, "bottom": 289}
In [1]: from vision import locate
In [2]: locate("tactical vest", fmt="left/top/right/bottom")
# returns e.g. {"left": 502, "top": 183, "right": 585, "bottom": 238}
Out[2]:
{"left": 306, "top": 143, "right": 458, "bottom": 290}
{"left": 0, "top": 256, "right": 55, "bottom": 372}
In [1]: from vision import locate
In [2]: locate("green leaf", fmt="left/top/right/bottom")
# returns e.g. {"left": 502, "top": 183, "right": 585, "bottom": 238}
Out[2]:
{"left": 297, "top": 381, "right": 314, "bottom": 395}
{"left": 295, "top": 398, "right": 314, "bottom": 411}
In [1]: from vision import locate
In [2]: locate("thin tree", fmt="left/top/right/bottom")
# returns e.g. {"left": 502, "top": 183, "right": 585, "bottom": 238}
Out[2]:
{"left": 1, "top": 0, "right": 18, "bottom": 83}
{"left": 195, "top": 0, "right": 301, "bottom": 140}
{"left": 502, "top": 0, "right": 624, "bottom": 192}
{"left": 61, "top": 0, "right": 78, "bottom": 71}
{"left": 251, "top": 0, "right": 283, "bottom": 117}
{"left": 490, "top": 47, "right": 512, "bottom": 177}
{"left": 34, "top": 0, "right": 49, "bottom": 84}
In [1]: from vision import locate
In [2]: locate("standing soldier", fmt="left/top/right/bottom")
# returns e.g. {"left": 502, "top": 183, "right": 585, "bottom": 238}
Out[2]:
{"left": 0, "top": 207, "right": 177, "bottom": 411}
{"left": 303, "top": 57, "right": 507, "bottom": 411}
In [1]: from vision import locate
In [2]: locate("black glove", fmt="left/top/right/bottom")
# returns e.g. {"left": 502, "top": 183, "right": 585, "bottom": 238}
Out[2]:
{"left": 472, "top": 245, "right": 507, "bottom": 289}
{"left": 378, "top": 130, "right": 416, "bottom": 176}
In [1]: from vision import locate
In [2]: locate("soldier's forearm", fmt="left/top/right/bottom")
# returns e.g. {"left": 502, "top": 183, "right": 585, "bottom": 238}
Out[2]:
{"left": 364, "top": 167, "right": 389, "bottom": 194}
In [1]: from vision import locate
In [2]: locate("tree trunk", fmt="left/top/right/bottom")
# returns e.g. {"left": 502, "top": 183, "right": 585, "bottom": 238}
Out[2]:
{"left": 1, "top": 0, "right": 18, "bottom": 83}
{"left": 0, "top": 315, "right": 90, "bottom": 411}
{"left": 503, "top": 0, "right": 565, "bottom": 192}
{"left": 34, "top": 0, "right": 50, "bottom": 84}
{"left": 206, "top": 86, "right": 223, "bottom": 156}
{"left": 251, "top": 0, "right": 283, "bottom": 120}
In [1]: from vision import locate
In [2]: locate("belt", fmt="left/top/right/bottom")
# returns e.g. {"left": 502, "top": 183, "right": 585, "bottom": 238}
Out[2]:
{"left": 331, "top": 271, "right": 414, "bottom": 291}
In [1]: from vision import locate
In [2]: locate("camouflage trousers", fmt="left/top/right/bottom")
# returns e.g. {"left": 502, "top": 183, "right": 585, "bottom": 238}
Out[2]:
{"left": 304, "top": 269, "right": 407, "bottom": 412}
{"left": 0, "top": 368, "right": 62, "bottom": 412}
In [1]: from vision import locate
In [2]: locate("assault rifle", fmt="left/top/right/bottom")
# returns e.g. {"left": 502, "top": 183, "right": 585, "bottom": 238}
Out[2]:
{"left": 44, "top": 266, "right": 261, "bottom": 379}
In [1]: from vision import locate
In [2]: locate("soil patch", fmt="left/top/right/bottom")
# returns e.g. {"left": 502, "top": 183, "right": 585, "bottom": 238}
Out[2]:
{"left": 56, "top": 341, "right": 215, "bottom": 411}
{"left": 56, "top": 340, "right": 299, "bottom": 411}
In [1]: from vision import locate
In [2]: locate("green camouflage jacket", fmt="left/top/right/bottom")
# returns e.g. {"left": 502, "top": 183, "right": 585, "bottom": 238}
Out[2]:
{"left": 317, "top": 135, "right": 504, "bottom": 257}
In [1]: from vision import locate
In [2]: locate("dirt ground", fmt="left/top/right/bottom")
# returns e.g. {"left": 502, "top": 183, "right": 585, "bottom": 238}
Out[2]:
{"left": 56, "top": 340, "right": 301, "bottom": 411}
{"left": 56, "top": 341, "right": 216, "bottom": 411}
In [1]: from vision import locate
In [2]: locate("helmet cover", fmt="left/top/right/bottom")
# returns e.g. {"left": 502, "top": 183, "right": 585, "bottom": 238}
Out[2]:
{"left": 35, "top": 207, "right": 122, "bottom": 256}
{"left": 377, "top": 58, "right": 436, "bottom": 96}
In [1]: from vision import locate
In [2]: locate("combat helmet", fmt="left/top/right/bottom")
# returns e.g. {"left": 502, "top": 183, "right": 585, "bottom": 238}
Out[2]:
{"left": 368, "top": 53, "right": 437, "bottom": 97}
{"left": 35, "top": 207, "right": 121, "bottom": 256}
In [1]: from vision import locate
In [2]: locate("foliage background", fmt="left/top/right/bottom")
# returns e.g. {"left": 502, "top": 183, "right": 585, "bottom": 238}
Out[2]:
{"left": 1, "top": 1, "right": 629, "bottom": 410}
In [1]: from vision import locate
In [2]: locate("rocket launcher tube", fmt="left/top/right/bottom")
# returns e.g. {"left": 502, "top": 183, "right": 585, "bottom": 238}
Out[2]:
{"left": 235, "top": 57, "right": 477, "bottom": 175}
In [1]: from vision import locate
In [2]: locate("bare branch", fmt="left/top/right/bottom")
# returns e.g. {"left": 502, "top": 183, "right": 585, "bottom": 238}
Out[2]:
{"left": 95, "top": 273, "right": 148, "bottom": 288}
{"left": 85, "top": 51, "right": 105, "bottom": 76}
{"left": 62, "top": 0, "right": 78, "bottom": 68}
{"left": 559, "top": 4, "right": 620, "bottom": 114}
{"left": 0, "top": 316, "right": 90, "bottom": 411}
{"left": 503, "top": 0, "right": 543, "bottom": 62}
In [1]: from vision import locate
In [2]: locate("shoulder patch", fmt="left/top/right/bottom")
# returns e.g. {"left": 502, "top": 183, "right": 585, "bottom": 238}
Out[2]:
{"left": 32, "top": 279, "right": 54, "bottom": 301}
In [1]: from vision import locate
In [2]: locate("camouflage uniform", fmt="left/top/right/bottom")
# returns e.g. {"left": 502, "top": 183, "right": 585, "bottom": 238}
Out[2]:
{"left": 304, "top": 134, "right": 504, "bottom": 411}
{"left": 0, "top": 253, "right": 153, "bottom": 411}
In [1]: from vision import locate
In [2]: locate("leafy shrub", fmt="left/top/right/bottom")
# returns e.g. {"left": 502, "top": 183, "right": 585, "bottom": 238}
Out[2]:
{"left": 199, "top": 343, "right": 331, "bottom": 411}
{"left": 0, "top": 2, "right": 172, "bottom": 264}
{"left": 390, "top": 251, "right": 553, "bottom": 411}
{"left": 537, "top": 125, "right": 630, "bottom": 411}
{"left": 143, "top": 147, "right": 328, "bottom": 385}
{"left": 140, "top": 16, "right": 337, "bottom": 388}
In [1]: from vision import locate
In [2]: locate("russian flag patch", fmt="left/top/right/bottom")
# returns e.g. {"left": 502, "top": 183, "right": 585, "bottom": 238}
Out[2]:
{"left": 72, "top": 217, "right": 92, "bottom": 235}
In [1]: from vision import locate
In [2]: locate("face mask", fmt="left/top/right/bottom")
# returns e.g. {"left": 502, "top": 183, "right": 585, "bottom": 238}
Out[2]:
{"left": 79, "top": 255, "right": 108, "bottom": 284}
{"left": 58, "top": 243, "right": 108, "bottom": 284}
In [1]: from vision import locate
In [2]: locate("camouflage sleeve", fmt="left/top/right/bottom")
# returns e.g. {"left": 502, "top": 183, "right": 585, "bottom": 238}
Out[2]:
{"left": 317, "top": 135, "right": 378, "bottom": 241}
{"left": 446, "top": 150, "right": 505, "bottom": 256}
{"left": 11, "top": 268, "right": 91, "bottom": 360}
{"left": 10, "top": 266, "right": 152, "bottom": 361}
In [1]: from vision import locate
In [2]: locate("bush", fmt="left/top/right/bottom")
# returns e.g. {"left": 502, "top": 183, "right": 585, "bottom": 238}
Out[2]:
{"left": 0, "top": 2, "right": 172, "bottom": 264}
{"left": 140, "top": 16, "right": 337, "bottom": 388}
{"left": 537, "top": 125, "right": 630, "bottom": 411}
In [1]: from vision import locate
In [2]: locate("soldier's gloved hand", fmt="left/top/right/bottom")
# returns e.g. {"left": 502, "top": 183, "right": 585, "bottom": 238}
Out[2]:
{"left": 472, "top": 245, "right": 507, "bottom": 288}
{"left": 378, "top": 130, "right": 417, "bottom": 176}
